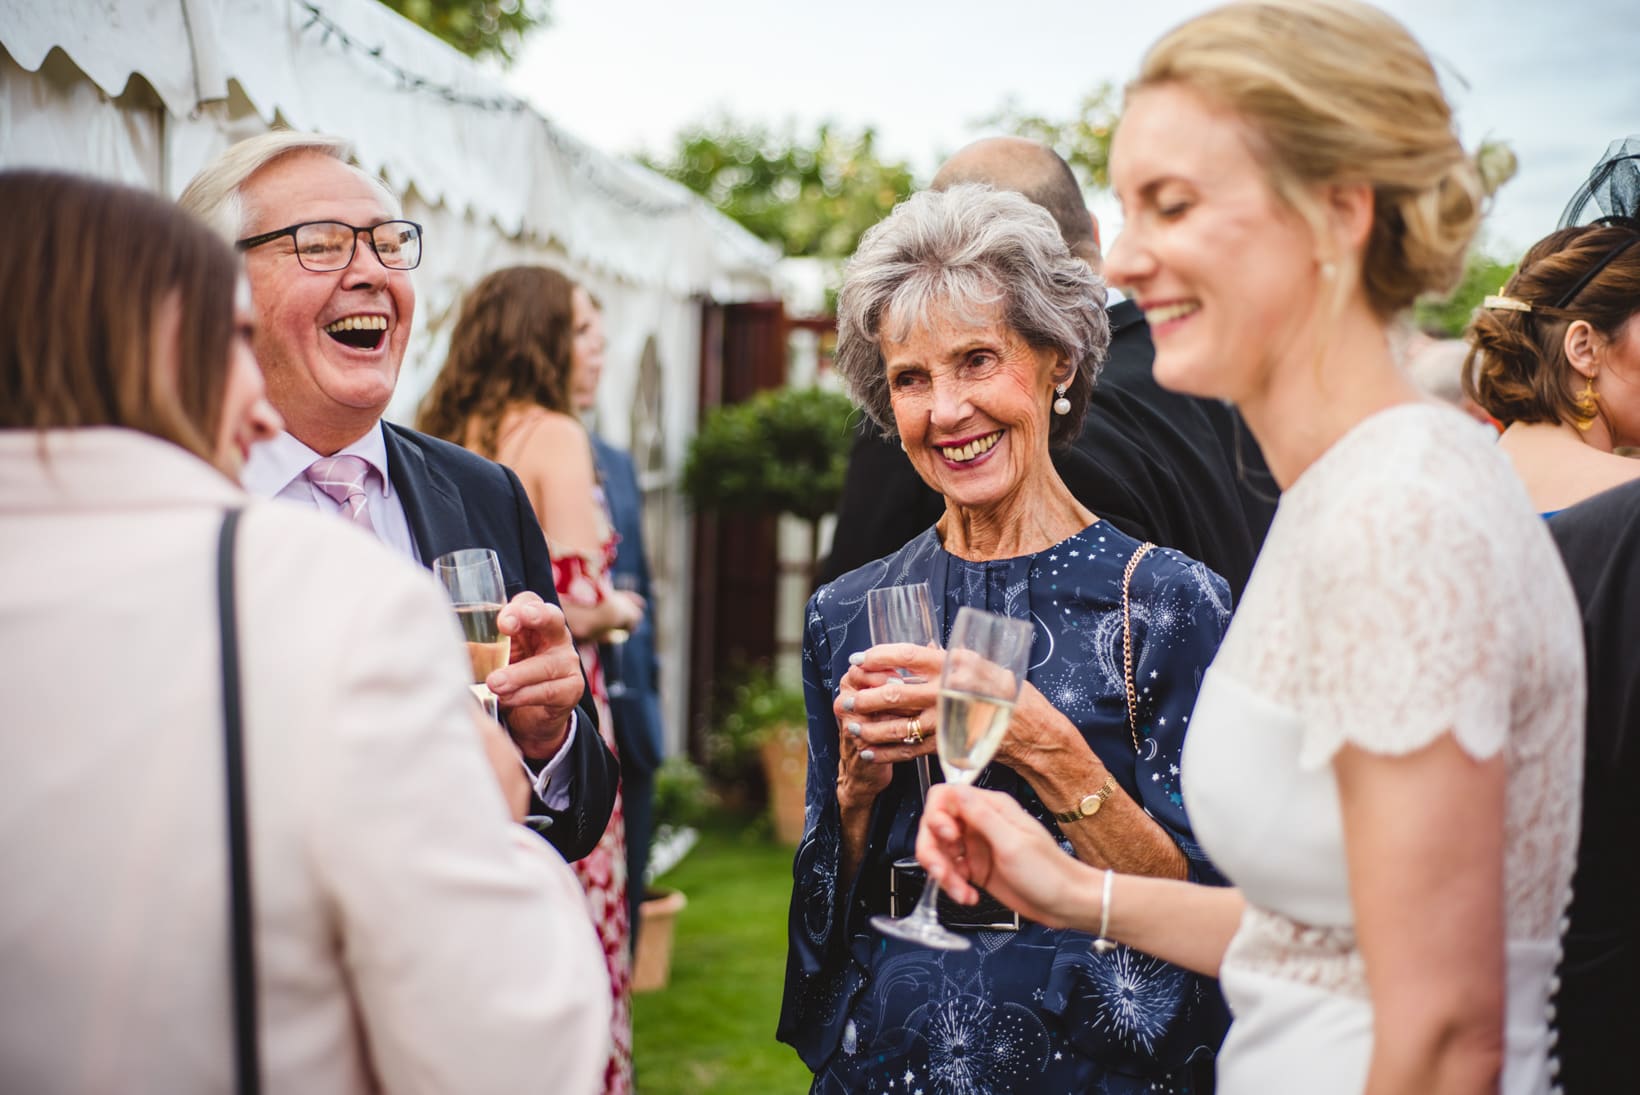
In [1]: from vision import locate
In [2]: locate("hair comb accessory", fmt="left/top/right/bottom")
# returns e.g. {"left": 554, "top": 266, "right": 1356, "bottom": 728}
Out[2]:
{"left": 1483, "top": 293, "right": 1532, "bottom": 313}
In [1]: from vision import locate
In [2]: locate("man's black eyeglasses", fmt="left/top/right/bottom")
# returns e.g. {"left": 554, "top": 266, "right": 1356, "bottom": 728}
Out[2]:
{"left": 235, "top": 220, "right": 424, "bottom": 272}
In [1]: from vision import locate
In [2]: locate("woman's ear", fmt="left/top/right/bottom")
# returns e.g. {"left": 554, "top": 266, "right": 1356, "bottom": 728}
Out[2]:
{"left": 1324, "top": 181, "right": 1376, "bottom": 253}
{"left": 1563, "top": 320, "right": 1601, "bottom": 379}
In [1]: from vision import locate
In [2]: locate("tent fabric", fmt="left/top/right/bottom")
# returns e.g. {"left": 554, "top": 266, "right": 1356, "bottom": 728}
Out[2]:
{"left": 0, "top": 0, "right": 779, "bottom": 296}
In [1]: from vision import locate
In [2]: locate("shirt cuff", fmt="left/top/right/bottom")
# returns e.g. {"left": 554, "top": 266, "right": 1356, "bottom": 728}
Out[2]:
{"left": 518, "top": 710, "right": 576, "bottom": 812}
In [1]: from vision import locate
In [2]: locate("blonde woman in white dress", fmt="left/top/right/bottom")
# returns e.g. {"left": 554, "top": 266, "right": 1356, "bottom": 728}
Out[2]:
{"left": 915, "top": 2, "right": 1584, "bottom": 1093}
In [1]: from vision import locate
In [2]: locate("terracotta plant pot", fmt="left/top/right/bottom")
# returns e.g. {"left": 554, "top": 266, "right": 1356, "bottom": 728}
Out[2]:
{"left": 632, "top": 887, "right": 687, "bottom": 993}
{"left": 759, "top": 728, "right": 807, "bottom": 845}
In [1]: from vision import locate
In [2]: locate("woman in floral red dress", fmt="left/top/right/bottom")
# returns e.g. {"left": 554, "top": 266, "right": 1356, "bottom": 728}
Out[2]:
{"left": 418, "top": 265, "right": 641, "bottom": 1094}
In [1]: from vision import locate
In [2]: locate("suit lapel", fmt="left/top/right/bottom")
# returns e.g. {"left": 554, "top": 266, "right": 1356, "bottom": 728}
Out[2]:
{"left": 382, "top": 424, "right": 468, "bottom": 568}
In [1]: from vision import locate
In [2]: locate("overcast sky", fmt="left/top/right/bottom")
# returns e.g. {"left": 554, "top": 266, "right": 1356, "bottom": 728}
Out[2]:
{"left": 505, "top": 0, "right": 1638, "bottom": 257}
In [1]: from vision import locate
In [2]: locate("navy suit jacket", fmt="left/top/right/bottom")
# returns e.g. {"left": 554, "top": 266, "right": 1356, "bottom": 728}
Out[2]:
{"left": 590, "top": 435, "right": 665, "bottom": 777}
{"left": 383, "top": 421, "right": 619, "bottom": 861}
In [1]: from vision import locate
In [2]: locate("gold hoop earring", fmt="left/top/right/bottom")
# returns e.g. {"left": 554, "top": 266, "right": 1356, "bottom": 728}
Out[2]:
{"left": 1573, "top": 375, "right": 1600, "bottom": 432}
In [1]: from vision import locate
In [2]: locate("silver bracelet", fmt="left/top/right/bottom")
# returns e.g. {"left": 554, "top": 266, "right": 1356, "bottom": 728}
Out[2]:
{"left": 1092, "top": 868, "right": 1117, "bottom": 954}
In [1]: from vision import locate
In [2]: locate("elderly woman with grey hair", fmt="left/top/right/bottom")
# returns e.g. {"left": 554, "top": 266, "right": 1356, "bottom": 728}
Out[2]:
{"left": 777, "top": 184, "right": 1231, "bottom": 1094}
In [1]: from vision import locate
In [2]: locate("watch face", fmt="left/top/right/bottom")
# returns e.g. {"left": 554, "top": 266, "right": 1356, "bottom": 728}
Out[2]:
{"left": 1080, "top": 794, "right": 1100, "bottom": 816}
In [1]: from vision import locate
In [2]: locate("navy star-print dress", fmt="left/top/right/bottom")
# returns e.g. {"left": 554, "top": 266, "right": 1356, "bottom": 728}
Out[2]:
{"left": 777, "top": 522, "right": 1232, "bottom": 1095}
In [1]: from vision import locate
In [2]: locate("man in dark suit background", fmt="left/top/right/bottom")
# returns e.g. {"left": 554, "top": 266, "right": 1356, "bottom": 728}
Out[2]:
{"left": 820, "top": 137, "right": 1277, "bottom": 601}
{"left": 182, "top": 130, "right": 617, "bottom": 861}
{"left": 1547, "top": 481, "right": 1640, "bottom": 1094}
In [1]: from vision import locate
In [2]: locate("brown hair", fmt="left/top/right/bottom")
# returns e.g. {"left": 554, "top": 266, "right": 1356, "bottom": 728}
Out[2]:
{"left": 416, "top": 265, "right": 577, "bottom": 457}
{"left": 1132, "top": 0, "right": 1481, "bottom": 318}
{"left": 0, "top": 170, "right": 237, "bottom": 462}
{"left": 1464, "top": 223, "right": 1640, "bottom": 426}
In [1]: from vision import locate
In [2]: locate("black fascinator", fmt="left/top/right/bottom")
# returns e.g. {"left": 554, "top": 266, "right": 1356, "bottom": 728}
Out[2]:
{"left": 1558, "top": 137, "right": 1640, "bottom": 229}
{"left": 1544, "top": 138, "right": 1640, "bottom": 309}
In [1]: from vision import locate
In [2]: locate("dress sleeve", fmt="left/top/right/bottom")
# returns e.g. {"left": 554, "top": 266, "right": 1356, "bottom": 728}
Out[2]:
{"left": 1293, "top": 481, "right": 1511, "bottom": 769}
{"left": 777, "top": 594, "right": 859, "bottom": 1069}
{"left": 1129, "top": 548, "right": 1232, "bottom": 884}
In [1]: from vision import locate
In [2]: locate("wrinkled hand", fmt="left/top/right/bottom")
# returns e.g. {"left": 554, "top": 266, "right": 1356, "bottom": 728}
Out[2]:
{"left": 916, "top": 783, "right": 1083, "bottom": 929}
{"left": 488, "top": 592, "right": 584, "bottom": 761}
{"left": 472, "top": 701, "right": 531, "bottom": 823}
{"left": 833, "top": 642, "right": 943, "bottom": 810}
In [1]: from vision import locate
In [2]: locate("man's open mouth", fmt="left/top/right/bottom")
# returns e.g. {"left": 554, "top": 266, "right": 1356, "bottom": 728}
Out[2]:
{"left": 323, "top": 315, "right": 388, "bottom": 350}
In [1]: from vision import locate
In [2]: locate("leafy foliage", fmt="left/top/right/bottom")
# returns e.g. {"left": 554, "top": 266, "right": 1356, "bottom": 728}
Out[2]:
{"left": 682, "top": 386, "right": 855, "bottom": 524}
{"left": 983, "top": 83, "right": 1121, "bottom": 191}
{"left": 643, "top": 119, "right": 917, "bottom": 258}
{"left": 1415, "top": 247, "right": 1519, "bottom": 338}
{"left": 703, "top": 666, "right": 807, "bottom": 787}
{"left": 379, "top": 0, "right": 549, "bottom": 63}
{"left": 652, "top": 756, "right": 711, "bottom": 830}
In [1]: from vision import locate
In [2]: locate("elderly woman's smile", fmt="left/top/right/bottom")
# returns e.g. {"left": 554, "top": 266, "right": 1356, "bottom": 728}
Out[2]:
{"left": 884, "top": 300, "right": 1062, "bottom": 526}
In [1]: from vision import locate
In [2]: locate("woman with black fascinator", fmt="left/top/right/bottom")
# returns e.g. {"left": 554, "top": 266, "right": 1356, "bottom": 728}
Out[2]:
{"left": 1538, "top": 139, "right": 1640, "bottom": 1095}
{"left": 1463, "top": 138, "right": 1640, "bottom": 514}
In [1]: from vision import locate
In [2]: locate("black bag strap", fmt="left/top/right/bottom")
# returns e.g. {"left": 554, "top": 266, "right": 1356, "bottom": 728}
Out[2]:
{"left": 217, "top": 508, "right": 260, "bottom": 1094}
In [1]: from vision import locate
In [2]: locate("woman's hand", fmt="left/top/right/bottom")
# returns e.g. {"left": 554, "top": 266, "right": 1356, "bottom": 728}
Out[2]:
{"left": 610, "top": 589, "right": 645, "bottom": 633}
{"left": 916, "top": 783, "right": 1092, "bottom": 929}
{"left": 990, "top": 679, "right": 1087, "bottom": 776}
{"left": 833, "top": 642, "right": 943, "bottom": 810}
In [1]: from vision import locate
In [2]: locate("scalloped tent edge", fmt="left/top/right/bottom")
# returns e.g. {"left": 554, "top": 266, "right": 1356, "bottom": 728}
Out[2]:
{"left": 0, "top": 0, "right": 780, "bottom": 296}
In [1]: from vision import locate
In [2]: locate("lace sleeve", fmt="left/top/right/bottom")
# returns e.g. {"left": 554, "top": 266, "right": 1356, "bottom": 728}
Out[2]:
{"left": 1293, "top": 482, "right": 1511, "bottom": 769}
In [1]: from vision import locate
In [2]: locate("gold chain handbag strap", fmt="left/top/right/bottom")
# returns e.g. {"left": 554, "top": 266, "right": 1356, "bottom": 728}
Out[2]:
{"left": 1121, "top": 542, "right": 1155, "bottom": 754}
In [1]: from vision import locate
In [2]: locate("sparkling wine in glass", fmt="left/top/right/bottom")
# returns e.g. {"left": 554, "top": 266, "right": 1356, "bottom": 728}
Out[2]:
{"left": 433, "top": 548, "right": 510, "bottom": 714}
{"left": 870, "top": 605, "right": 1034, "bottom": 951}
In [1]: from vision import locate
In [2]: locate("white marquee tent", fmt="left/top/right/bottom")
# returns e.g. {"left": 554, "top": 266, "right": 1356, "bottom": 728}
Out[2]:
{"left": 1, "top": 0, "right": 783, "bottom": 747}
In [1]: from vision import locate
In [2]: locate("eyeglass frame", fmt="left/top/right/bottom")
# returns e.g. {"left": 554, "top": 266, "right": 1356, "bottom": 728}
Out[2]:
{"left": 234, "top": 219, "right": 425, "bottom": 272}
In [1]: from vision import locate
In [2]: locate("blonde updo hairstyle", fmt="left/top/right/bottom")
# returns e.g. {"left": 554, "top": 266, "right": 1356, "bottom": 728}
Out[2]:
{"left": 1463, "top": 224, "right": 1640, "bottom": 427}
{"left": 1132, "top": 0, "right": 1483, "bottom": 319}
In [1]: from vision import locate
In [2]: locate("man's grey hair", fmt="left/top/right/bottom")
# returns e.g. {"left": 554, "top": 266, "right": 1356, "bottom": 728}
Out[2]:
{"left": 177, "top": 130, "right": 403, "bottom": 241}
{"left": 834, "top": 184, "right": 1109, "bottom": 446}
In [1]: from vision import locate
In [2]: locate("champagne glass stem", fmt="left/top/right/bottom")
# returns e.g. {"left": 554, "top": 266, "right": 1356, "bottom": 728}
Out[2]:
{"left": 904, "top": 870, "right": 944, "bottom": 927}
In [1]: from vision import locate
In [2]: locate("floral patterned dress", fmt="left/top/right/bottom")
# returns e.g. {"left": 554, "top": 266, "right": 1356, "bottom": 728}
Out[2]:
{"left": 780, "top": 523, "right": 1232, "bottom": 1094}
{"left": 554, "top": 527, "right": 633, "bottom": 1095}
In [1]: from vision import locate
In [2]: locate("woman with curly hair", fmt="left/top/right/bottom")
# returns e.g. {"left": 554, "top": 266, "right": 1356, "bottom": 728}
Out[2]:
{"left": 418, "top": 265, "right": 641, "bottom": 1095}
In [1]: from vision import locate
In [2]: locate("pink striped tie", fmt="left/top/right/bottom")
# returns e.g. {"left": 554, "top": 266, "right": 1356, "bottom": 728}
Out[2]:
{"left": 305, "top": 454, "right": 375, "bottom": 532}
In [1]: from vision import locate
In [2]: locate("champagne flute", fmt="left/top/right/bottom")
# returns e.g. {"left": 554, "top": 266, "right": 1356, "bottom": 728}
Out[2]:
{"left": 866, "top": 583, "right": 938, "bottom": 797}
{"left": 870, "top": 605, "right": 1034, "bottom": 951}
{"left": 432, "top": 548, "right": 510, "bottom": 716}
{"left": 604, "top": 572, "right": 640, "bottom": 699}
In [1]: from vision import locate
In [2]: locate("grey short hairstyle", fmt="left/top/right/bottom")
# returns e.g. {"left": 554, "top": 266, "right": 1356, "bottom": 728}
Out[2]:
{"left": 834, "top": 184, "right": 1109, "bottom": 446}
{"left": 177, "top": 130, "right": 402, "bottom": 242}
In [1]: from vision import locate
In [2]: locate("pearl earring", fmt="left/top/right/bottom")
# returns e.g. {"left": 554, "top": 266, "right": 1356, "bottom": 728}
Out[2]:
{"left": 1052, "top": 384, "right": 1071, "bottom": 416}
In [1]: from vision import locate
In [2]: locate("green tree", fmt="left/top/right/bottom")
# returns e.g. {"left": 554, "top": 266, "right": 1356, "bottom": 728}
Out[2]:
{"left": 682, "top": 385, "right": 855, "bottom": 583}
{"left": 643, "top": 119, "right": 917, "bottom": 258}
{"left": 1415, "top": 247, "right": 1519, "bottom": 338}
{"left": 983, "top": 84, "right": 1121, "bottom": 191}
{"left": 379, "top": 0, "right": 550, "bottom": 63}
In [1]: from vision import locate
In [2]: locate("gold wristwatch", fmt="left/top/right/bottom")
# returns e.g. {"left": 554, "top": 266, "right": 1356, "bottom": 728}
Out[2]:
{"left": 1053, "top": 775, "right": 1117, "bottom": 823}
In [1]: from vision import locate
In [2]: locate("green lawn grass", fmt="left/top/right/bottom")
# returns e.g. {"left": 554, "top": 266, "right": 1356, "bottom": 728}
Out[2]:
{"left": 632, "top": 814, "right": 813, "bottom": 1094}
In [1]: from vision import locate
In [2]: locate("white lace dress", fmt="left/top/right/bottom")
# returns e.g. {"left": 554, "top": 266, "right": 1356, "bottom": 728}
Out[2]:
{"left": 1181, "top": 404, "right": 1585, "bottom": 1095}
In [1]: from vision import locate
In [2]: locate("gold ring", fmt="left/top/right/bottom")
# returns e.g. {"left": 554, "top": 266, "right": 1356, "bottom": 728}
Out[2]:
{"left": 904, "top": 717, "right": 923, "bottom": 745}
